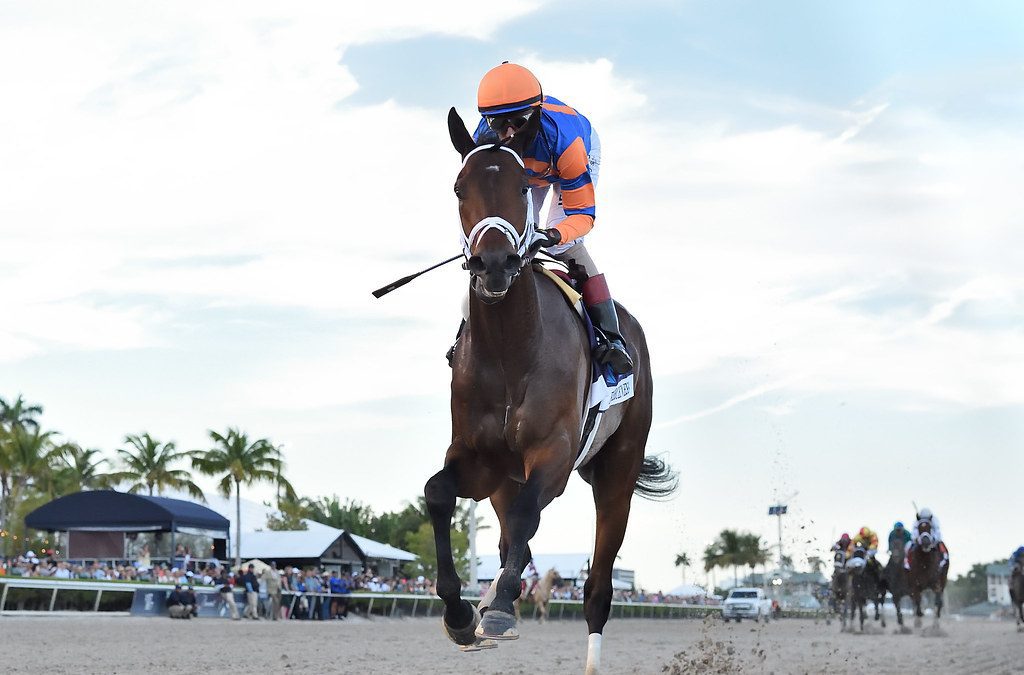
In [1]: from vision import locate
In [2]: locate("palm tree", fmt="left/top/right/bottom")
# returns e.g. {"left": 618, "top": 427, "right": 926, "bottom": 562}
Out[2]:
{"left": 807, "top": 555, "right": 824, "bottom": 575}
{"left": 109, "top": 433, "right": 204, "bottom": 499}
{"left": 0, "top": 427, "right": 63, "bottom": 555}
{"left": 704, "top": 529, "right": 746, "bottom": 587}
{"left": 0, "top": 394, "right": 44, "bottom": 432}
{"left": 674, "top": 551, "right": 692, "bottom": 584}
{"left": 55, "top": 445, "right": 115, "bottom": 492}
{"left": 740, "top": 533, "right": 770, "bottom": 584}
{"left": 192, "top": 428, "right": 293, "bottom": 568}
{"left": 0, "top": 395, "right": 45, "bottom": 545}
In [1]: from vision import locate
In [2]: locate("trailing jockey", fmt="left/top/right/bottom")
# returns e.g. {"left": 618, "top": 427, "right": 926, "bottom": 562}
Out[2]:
{"left": 831, "top": 533, "right": 852, "bottom": 562}
{"left": 904, "top": 507, "right": 949, "bottom": 570}
{"left": 447, "top": 62, "right": 633, "bottom": 376}
{"left": 887, "top": 521, "right": 911, "bottom": 553}
{"left": 1011, "top": 546, "right": 1024, "bottom": 573}
{"left": 849, "top": 526, "right": 883, "bottom": 576}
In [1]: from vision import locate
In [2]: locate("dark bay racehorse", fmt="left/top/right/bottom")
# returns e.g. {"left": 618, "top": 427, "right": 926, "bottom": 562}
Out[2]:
{"left": 884, "top": 538, "right": 911, "bottom": 630}
{"left": 1010, "top": 562, "right": 1023, "bottom": 632}
{"left": 829, "top": 549, "right": 849, "bottom": 629}
{"left": 839, "top": 549, "right": 872, "bottom": 635}
{"left": 908, "top": 520, "right": 948, "bottom": 629}
{"left": 425, "top": 108, "right": 676, "bottom": 674}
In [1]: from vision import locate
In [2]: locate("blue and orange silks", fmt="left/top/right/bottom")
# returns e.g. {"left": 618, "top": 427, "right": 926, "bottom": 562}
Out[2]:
{"left": 474, "top": 96, "right": 596, "bottom": 244}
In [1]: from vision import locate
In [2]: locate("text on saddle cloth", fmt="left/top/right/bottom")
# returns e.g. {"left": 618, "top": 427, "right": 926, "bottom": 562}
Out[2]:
{"left": 532, "top": 265, "right": 635, "bottom": 470}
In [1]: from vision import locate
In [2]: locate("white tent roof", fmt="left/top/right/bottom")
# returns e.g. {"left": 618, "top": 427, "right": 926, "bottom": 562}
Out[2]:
{"left": 349, "top": 532, "right": 417, "bottom": 562}
{"left": 476, "top": 553, "right": 592, "bottom": 581}
{"left": 666, "top": 583, "right": 707, "bottom": 597}
{"left": 239, "top": 523, "right": 342, "bottom": 560}
{"left": 239, "top": 519, "right": 416, "bottom": 562}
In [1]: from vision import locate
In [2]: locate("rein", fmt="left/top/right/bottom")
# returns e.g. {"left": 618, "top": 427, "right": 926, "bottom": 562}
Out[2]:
{"left": 459, "top": 144, "right": 538, "bottom": 267}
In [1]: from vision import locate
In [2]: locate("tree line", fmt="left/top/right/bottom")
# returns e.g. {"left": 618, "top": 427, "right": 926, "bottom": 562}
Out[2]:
{"left": 0, "top": 394, "right": 476, "bottom": 577}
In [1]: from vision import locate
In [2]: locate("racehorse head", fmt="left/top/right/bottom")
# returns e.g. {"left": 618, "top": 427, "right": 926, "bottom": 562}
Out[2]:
{"left": 447, "top": 107, "right": 542, "bottom": 304}
{"left": 917, "top": 520, "right": 935, "bottom": 552}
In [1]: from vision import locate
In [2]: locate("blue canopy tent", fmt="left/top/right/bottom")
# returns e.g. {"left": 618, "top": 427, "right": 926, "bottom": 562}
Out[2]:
{"left": 25, "top": 490, "right": 230, "bottom": 563}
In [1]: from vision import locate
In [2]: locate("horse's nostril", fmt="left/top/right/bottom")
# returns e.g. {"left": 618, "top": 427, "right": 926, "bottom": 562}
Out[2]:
{"left": 505, "top": 254, "right": 522, "bottom": 271}
{"left": 467, "top": 256, "right": 485, "bottom": 274}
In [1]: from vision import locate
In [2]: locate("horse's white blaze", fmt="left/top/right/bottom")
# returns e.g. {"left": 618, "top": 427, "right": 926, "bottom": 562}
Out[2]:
{"left": 485, "top": 165, "right": 500, "bottom": 172}
{"left": 585, "top": 633, "right": 602, "bottom": 675}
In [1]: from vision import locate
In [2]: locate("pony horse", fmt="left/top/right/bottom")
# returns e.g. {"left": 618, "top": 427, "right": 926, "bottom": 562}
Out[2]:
{"left": 526, "top": 567, "right": 563, "bottom": 624}
{"left": 424, "top": 108, "right": 676, "bottom": 675}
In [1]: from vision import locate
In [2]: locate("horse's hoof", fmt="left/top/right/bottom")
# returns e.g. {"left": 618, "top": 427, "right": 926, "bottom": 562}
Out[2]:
{"left": 459, "top": 638, "right": 499, "bottom": 652}
{"left": 476, "top": 609, "right": 520, "bottom": 640}
{"left": 443, "top": 602, "right": 481, "bottom": 646}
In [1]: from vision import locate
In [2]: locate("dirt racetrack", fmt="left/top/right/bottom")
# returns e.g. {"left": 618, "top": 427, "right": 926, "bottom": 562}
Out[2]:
{"left": 1, "top": 613, "right": 1022, "bottom": 674}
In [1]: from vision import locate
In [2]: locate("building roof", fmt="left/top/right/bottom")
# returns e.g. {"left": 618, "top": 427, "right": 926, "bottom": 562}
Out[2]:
{"left": 239, "top": 527, "right": 341, "bottom": 560}
{"left": 986, "top": 563, "right": 1010, "bottom": 577}
{"left": 476, "top": 553, "right": 593, "bottom": 581}
{"left": 25, "top": 490, "right": 229, "bottom": 537}
{"left": 239, "top": 519, "right": 415, "bottom": 562}
{"left": 349, "top": 532, "right": 417, "bottom": 562}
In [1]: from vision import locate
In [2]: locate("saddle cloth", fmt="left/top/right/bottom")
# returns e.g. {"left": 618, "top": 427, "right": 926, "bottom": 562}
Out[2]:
{"left": 534, "top": 265, "right": 635, "bottom": 469}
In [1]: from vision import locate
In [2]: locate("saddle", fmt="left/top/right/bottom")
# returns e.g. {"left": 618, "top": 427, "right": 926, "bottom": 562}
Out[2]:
{"left": 532, "top": 262, "right": 634, "bottom": 470}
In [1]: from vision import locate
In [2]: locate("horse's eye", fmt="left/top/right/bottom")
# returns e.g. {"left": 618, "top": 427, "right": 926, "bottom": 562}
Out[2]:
{"left": 454, "top": 186, "right": 463, "bottom": 199}
{"left": 521, "top": 186, "right": 529, "bottom": 195}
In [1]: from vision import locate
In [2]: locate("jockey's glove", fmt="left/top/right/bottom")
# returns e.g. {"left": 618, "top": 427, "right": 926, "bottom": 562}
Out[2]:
{"left": 535, "top": 227, "right": 562, "bottom": 248}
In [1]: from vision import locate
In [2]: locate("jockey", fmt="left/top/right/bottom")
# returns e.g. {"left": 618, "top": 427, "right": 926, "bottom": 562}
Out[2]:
{"left": 1010, "top": 546, "right": 1024, "bottom": 572}
{"left": 849, "top": 526, "right": 883, "bottom": 576}
{"left": 460, "top": 62, "right": 633, "bottom": 376}
{"left": 848, "top": 526, "right": 879, "bottom": 558}
{"left": 904, "top": 507, "right": 948, "bottom": 570}
{"left": 887, "top": 521, "right": 911, "bottom": 552}
{"left": 525, "top": 559, "right": 540, "bottom": 597}
{"left": 831, "top": 533, "right": 852, "bottom": 558}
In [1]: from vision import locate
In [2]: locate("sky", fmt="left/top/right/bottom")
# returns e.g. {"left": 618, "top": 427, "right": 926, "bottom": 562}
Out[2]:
{"left": 2, "top": 1, "right": 1023, "bottom": 592}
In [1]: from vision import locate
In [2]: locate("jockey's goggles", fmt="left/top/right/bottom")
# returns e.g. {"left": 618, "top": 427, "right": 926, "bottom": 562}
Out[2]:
{"left": 486, "top": 108, "right": 535, "bottom": 134}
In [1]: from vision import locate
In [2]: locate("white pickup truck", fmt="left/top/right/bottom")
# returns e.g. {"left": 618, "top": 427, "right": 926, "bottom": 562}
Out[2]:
{"left": 721, "top": 587, "right": 772, "bottom": 623}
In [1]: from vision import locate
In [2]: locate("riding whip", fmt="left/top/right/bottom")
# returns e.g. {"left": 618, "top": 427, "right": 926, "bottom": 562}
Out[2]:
{"left": 371, "top": 254, "right": 463, "bottom": 298}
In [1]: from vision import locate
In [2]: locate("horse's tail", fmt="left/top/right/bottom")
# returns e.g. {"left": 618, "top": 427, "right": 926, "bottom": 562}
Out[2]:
{"left": 633, "top": 454, "right": 678, "bottom": 500}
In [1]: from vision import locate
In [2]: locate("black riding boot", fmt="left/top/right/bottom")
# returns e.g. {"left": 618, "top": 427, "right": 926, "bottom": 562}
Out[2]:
{"left": 587, "top": 299, "right": 633, "bottom": 376}
{"left": 445, "top": 319, "right": 466, "bottom": 367}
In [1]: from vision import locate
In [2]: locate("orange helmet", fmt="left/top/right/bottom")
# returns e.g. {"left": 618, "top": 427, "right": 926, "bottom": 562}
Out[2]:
{"left": 477, "top": 62, "right": 543, "bottom": 116}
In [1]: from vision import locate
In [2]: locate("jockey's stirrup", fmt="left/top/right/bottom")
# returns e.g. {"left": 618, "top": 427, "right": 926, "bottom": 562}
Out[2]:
{"left": 446, "top": 319, "right": 466, "bottom": 367}
{"left": 587, "top": 298, "right": 633, "bottom": 376}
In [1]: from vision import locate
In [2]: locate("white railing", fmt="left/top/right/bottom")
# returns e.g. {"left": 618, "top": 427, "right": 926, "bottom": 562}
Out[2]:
{"left": 0, "top": 578, "right": 745, "bottom": 619}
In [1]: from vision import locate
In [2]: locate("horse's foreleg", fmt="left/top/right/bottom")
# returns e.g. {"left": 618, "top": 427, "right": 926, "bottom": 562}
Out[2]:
{"left": 425, "top": 462, "right": 477, "bottom": 645}
{"left": 477, "top": 468, "right": 564, "bottom": 640}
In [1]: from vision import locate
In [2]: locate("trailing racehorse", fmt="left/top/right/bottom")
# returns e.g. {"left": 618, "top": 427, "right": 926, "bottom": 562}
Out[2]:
{"left": 884, "top": 537, "right": 912, "bottom": 631}
{"left": 844, "top": 550, "right": 867, "bottom": 632}
{"left": 829, "top": 548, "right": 849, "bottom": 629}
{"left": 846, "top": 546, "right": 886, "bottom": 632}
{"left": 908, "top": 520, "right": 948, "bottom": 629}
{"left": 424, "top": 108, "right": 676, "bottom": 674}
{"left": 1010, "top": 562, "right": 1024, "bottom": 632}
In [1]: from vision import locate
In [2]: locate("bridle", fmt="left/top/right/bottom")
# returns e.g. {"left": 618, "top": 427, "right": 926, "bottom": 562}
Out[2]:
{"left": 458, "top": 144, "right": 537, "bottom": 271}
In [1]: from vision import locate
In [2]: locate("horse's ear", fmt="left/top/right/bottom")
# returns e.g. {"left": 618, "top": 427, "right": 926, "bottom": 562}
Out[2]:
{"left": 507, "top": 106, "right": 541, "bottom": 157}
{"left": 448, "top": 107, "right": 475, "bottom": 158}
